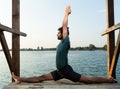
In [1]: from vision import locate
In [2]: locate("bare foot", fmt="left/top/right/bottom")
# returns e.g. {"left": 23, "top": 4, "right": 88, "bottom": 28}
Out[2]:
{"left": 12, "top": 72, "right": 21, "bottom": 84}
{"left": 108, "top": 76, "right": 117, "bottom": 83}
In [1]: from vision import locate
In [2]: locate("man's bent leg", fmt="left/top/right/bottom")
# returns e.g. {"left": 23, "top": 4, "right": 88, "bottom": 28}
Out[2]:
{"left": 79, "top": 75, "right": 117, "bottom": 84}
{"left": 12, "top": 72, "right": 54, "bottom": 83}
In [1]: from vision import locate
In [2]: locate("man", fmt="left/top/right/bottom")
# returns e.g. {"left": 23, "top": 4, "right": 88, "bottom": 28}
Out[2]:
{"left": 12, "top": 5, "right": 117, "bottom": 84}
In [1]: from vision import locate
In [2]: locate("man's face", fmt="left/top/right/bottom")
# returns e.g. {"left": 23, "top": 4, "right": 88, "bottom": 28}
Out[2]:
{"left": 57, "top": 31, "right": 63, "bottom": 40}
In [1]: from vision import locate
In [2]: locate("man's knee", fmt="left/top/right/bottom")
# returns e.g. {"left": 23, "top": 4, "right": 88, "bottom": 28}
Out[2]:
{"left": 39, "top": 73, "right": 53, "bottom": 81}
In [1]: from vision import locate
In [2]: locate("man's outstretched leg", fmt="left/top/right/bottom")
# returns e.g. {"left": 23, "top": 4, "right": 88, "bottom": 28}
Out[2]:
{"left": 79, "top": 75, "right": 117, "bottom": 84}
{"left": 12, "top": 72, "right": 53, "bottom": 83}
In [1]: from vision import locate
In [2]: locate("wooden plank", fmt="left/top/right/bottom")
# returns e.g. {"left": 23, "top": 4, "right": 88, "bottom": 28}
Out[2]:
{"left": 101, "top": 22, "right": 120, "bottom": 36}
{"left": 109, "top": 31, "right": 120, "bottom": 77}
{"left": 0, "top": 23, "right": 26, "bottom": 37}
{"left": 0, "top": 31, "right": 13, "bottom": 73}
{"left": 12, "top": 0, "right": 20, "bottom": 77}
{"left": 106, "top": 0, "right": 115, "bottom": 78}
{"left": 3, "top": 81, "right": 120, "bottom": 89}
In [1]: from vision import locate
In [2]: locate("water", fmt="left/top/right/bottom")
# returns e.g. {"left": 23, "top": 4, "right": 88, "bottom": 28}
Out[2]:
{"left": 0, "top": 50, "right": 120, "bottom": 89}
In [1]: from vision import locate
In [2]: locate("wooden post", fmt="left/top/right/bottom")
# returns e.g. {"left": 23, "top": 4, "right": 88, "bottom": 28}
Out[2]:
{"left": 0, "top": 31, "right": 13, "bottom": 73}
{"left": 12, "top": 0, "right": 20, "bottom": 77}
{"left": 106, "top": 0, "right": 115, "bottom": 78}
{"left": 109, "top": 31, "right": 120, "bottom": 77}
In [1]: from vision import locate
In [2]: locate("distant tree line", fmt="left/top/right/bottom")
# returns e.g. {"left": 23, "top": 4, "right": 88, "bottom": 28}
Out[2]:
{"left": 71, "top": 44, "right": 107, "bottom": 51}
{"left": 20, "top": 44, "right": 107, "bottom": 51}
{"left": 0, "top": 44, "right": 107, "bottom": 51}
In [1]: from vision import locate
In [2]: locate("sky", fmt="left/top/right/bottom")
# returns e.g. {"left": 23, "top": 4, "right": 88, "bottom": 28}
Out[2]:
{"left": 0, "top": 0, "right": 120, "bottom": 49}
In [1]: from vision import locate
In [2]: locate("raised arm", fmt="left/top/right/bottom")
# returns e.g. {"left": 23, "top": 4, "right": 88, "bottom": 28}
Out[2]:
{"left": 62, "top": 5, "right": 71, "bottom": 39}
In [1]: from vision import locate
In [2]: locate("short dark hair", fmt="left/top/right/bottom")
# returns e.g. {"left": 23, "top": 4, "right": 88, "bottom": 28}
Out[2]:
{"left": 58, "top": 27, "right": 69, "bottom": 35}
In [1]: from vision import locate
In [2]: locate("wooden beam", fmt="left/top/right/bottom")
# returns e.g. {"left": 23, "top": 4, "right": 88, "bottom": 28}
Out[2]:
{"left": 109, "top": 31, "right": 120, "bottom": 77}
{"left": 101, "top": 23, "right": 120, "bottom": 36}
{"left": 106, "top": 0, "right": 115, "bottom": 78}
{"left": 0, "top": 23, "right": 26, "bottom": 37}
{"left": 0, "top": 31, "right": 13, "bottom": 73}
{"left": 12, "top": 0, "right": 20, "bottom": 77}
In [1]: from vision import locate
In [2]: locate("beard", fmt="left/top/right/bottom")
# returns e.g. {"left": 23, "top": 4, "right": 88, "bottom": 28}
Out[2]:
{"left": 57, "top": 36, "right": 63, "bottom": 40}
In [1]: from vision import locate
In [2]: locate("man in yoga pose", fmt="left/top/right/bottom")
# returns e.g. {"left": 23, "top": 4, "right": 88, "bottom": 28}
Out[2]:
{"left": 12, "top": 5, "right": 117, "bottom": 84}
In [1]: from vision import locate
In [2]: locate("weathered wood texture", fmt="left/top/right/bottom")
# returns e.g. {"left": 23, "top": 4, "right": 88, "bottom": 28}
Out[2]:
{"left": 3, "top": 79, "right": 120, "bottom": 89}
{"left": 0, "top": 24, "right": 26, "bottom": 36}
{"left": 0, "top": 0, "right": 26, "bottom": 81}
{"left": 0, "top": 31, "right": 13, "bottom": 73}
{"left": 109, "top": 31, "right": 120, "bottom": 77}
{"left": 106, "top": 0, "right": 116, "bottom": 78}
{"left": 12, "top": 0, "right": 20, "bottom": 77}
{"left": 101, "top": 23, "right": 120, "bottom": 36}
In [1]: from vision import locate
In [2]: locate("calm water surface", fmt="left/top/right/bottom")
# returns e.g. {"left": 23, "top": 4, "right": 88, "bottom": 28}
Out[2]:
{"left": 0, "top": 50, "right": 120, "bottom": 89}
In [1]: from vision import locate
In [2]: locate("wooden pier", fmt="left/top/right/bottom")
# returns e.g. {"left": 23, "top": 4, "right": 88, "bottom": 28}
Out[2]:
{"left": 3, "top": 79, "right": 120, "bottom": 89}
{"left": 0, "top": 0, "right": 120, "bottom": 89}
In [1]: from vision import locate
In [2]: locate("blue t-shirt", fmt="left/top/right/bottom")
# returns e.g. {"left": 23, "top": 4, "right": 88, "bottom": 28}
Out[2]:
{"left": 56, "top": 36, "right": 70, "bottom": 69}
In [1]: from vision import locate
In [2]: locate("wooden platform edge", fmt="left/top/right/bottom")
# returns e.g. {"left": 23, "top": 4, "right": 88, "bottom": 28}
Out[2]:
{"left": 3, "top": 79, "right": 120, "bottom": 89}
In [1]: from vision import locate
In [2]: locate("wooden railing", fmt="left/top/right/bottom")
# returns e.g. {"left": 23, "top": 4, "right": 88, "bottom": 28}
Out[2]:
{"left": 0, "top": 0, "right": 26, "bottom": 79}
{"left": 0, "top": 23, "right": 26, "bottom": 74}
{"left": 101, "top": 0, "right": 120, "bottom": 78}
{"left": 101, "top": 24, "right": 120, "bottom": 78}
{"left": 101, "top": 23, "right": 120, "bottom": 36}
{"left": 0, "top": 24, "right": 26, "bottom": 36}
